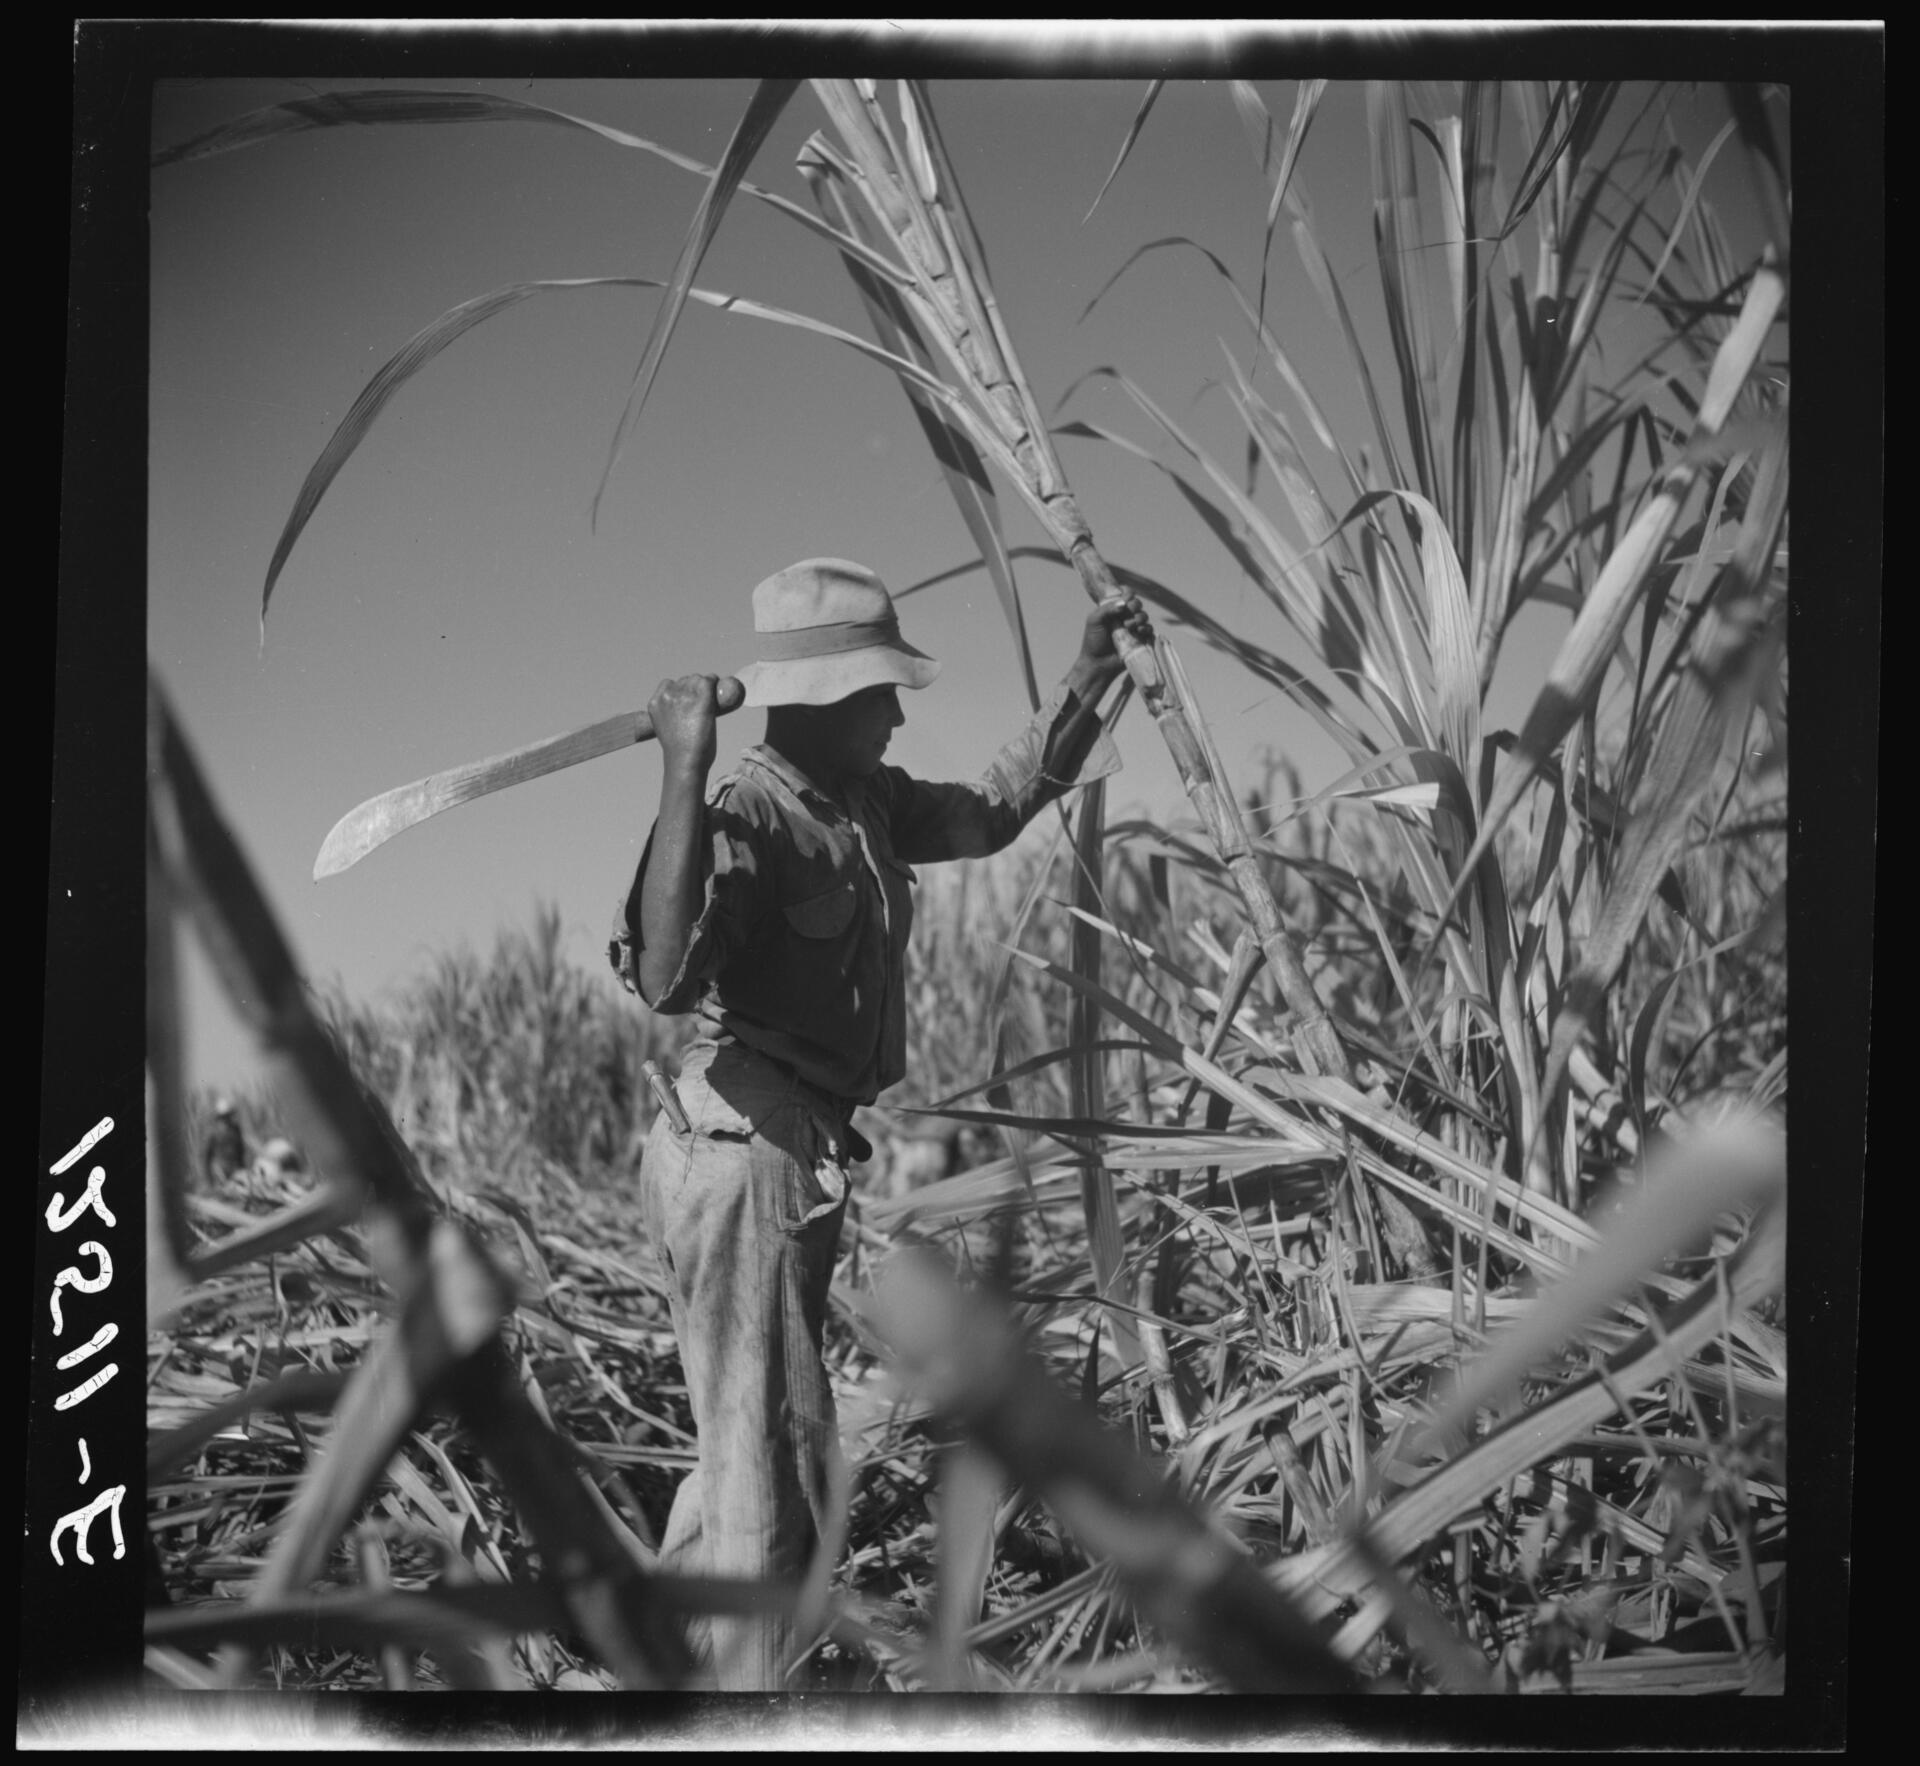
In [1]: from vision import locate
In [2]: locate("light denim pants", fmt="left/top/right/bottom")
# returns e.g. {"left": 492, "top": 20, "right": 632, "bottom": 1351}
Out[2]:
{"left": 638, "top": 1040, "right": 852, "bottom": 1691}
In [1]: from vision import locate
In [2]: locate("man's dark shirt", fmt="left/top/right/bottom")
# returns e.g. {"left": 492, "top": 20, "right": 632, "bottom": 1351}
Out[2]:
{"left": 611, "top": 680, "right": 1120, "bottom": 1104}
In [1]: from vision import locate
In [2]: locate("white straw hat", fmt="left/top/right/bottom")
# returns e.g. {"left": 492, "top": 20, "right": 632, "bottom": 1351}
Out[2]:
{"left": 733, "top": 559, "right": 941, "bottom": 708}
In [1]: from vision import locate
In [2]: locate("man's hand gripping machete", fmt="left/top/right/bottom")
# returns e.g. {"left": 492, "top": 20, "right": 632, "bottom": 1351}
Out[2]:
{"left": 312, "top": 676, "right": 745, "bottom": 880}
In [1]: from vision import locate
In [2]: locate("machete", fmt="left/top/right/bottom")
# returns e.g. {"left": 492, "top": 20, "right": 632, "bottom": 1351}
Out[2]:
{"left": 313, "top": 676, "right": 744, "bottom": 880}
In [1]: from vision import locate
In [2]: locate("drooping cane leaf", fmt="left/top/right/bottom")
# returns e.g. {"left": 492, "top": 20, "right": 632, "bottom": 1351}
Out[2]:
{"left": 1082, "top": 80, "right": 1165, "bottom": 225}
{"left": 1636, "top": 117, "right": 1739, "bottom": 308}
{"left": 153, "top": 84, "right": 913, "bottom": 294}
{"left": 258, "top": 272, "right": 1010, "bottom": 628}
{"left": 152, "top": 86, "right": 668, "bottom": 169}
{"left": 590, "top": 78, "right": 801, "bottom": 528}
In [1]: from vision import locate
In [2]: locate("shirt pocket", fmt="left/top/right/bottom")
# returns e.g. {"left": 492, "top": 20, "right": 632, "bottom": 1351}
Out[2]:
{"left": 782, "top": 878, "right": 858, "bottom": 940}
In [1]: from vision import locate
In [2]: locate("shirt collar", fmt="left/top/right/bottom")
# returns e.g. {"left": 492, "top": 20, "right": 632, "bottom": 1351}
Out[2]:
{"left": 741, "top": 743, "right": 847, "bottom": 818}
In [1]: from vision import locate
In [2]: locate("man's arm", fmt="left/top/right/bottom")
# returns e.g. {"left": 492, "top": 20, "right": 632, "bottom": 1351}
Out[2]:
{"left": 627, "top": 674, "right": 725, "bottom": 1007}
{"left": 886, "top": 595, "right": 1152, "bottom": 863}
{"left": 1044, "top": 594, "right": 1150, "bottom": 786}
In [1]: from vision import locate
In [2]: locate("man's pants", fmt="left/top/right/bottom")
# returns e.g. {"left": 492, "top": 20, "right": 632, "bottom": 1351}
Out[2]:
{"left": 638, "top": 1041, "right": 852, "bottom": 1691}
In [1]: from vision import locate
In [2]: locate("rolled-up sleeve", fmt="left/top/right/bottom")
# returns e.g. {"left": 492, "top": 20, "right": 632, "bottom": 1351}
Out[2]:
{"left": 884, "top": 679, "right": 1123, "bottom": 863}
{"left": 608, "top": 785, "right": 772, "bottom": 1011}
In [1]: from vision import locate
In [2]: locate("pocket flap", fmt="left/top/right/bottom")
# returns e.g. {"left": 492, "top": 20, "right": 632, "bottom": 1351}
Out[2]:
{"left": 783, "top": 880, "right": 858, "bottom": 939}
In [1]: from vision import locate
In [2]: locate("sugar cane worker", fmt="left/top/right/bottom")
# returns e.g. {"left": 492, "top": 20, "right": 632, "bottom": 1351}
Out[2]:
{"left": 610, "top": 557, "right": 1148, "bottom": 1689}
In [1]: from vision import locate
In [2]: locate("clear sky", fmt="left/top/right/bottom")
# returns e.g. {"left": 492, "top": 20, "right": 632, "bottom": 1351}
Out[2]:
{"left": 147, "top": 63, "right": 1762, "bottom": 1090}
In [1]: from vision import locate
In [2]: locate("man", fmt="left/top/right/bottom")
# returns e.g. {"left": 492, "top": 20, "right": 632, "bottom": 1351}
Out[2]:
{"left": 609, "top": 556, "right": 1147, "bottom": 1689}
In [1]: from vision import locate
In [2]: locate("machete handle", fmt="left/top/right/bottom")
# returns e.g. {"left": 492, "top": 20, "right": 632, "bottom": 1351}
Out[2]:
{"left": 313, "top": 674, "right": 745, "bottom": 880}
{"left": 640, "top": 671, "right": 748, "bottom": 739}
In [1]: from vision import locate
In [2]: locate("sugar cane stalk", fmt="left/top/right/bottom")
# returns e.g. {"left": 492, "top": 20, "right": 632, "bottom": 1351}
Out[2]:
{"left": 830, "top": 79, "right": 1353, "bottom": 1090}
{"left": 1059, "top": 516, "right": 1352, "bottom": 1085}
{"left": 826, "top": 82, "right": 1454, "bottom": 1279}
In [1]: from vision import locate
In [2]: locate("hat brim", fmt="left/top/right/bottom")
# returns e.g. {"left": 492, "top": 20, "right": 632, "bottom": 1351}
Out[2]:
{"left": 736, "top": 640, "right": 941, "bottom": 708}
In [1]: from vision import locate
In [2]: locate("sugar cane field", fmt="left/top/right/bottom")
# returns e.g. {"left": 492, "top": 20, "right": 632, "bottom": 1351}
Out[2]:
{"left": 129, "top": 68, "right": 1809, "bottom": 1713}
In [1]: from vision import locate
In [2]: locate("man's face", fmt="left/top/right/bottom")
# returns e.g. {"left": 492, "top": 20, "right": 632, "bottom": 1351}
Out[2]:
{"left": 818, "top": 683, "right": 906, "bottom": 778}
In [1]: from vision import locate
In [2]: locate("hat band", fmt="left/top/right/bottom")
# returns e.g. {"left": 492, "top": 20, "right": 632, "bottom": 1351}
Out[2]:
{"left": 754, "top": 616, "right": 902, "bottom": 663}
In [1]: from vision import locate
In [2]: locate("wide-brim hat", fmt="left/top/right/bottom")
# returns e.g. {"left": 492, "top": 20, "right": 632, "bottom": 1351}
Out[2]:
{"left": 734, "top": 558, "right": 941, "bottom": 708}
